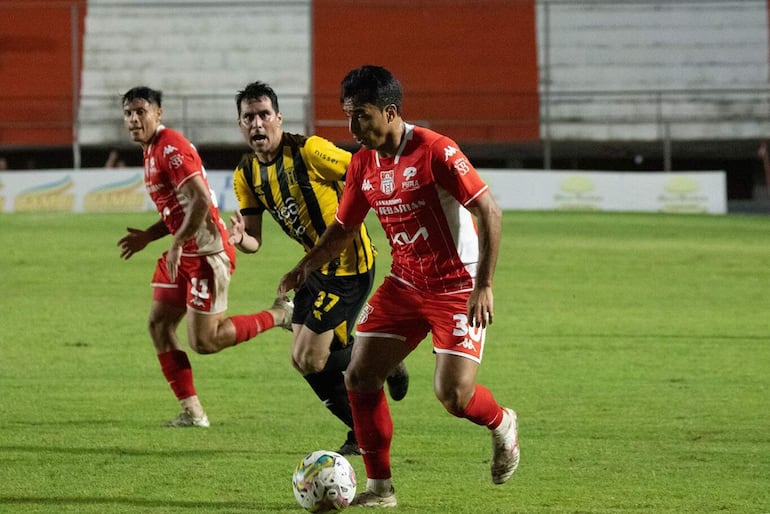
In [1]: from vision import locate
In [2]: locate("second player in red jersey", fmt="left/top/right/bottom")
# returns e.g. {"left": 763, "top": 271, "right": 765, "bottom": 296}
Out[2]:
{"left": 118, "top": 86, "right": 293, "bottom": 428}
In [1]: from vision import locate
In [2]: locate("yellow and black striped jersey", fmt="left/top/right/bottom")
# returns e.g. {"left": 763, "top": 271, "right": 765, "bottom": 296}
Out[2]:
{"left": 233, "top": 132, "right": 375, "bottom": 276}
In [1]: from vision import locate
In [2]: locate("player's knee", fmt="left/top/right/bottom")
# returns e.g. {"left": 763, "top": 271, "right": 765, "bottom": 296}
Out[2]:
{"left": 293, "top": 351, "right": 327, "bottom": 375}
{"left": 435, "top": 385, "right": 471, "bottom": 416}
{"left": 187, "top": 334, "right": 222, "bottom": 355}
{"left": 291, "top": 355, "right": 303, "bottom": 374}
{"left": 147, "top": 317, "right": 173, "bottom": 351}
{"left": 344, "top": 364, "right": 383, "bottom": 392}
{"left": 343, "top": 367, "right": 362, "bottom": 390}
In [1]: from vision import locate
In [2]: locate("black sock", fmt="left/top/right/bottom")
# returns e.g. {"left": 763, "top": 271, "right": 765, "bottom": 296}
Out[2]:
{"left": 303, "top": 344, "right": 354, "bottom": 432}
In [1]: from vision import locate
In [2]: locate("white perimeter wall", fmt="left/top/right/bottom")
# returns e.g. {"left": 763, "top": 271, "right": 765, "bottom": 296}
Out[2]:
{"left": 537, "top": 0, "right": 770, "bottom": 140}
{"left": 78, "top": 0, "right": 311, "bottom": 145}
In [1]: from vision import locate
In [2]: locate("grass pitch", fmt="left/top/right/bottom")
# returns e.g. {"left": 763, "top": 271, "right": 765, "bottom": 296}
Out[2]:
{"left": 0, "top": 210, "right": 768, "bottom": 513}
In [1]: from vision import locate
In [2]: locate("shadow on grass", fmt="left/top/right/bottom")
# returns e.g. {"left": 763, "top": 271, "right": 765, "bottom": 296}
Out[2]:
{"left": 0, "top": 444, "right": 296, "bottom": 457}
{"left": 0, "top": 495, "right": 297, "bottom": 512}
{"left": 521, "top": 332, "right": 767, "bottom": 341}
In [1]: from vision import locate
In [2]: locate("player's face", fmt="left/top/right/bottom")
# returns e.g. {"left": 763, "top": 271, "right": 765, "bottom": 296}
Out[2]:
{"left": 123, "top": 98, "right": 162, "bottom": 147}
{"left": 342, "top": 99, "right": 390, "bottom": 151}
{"left": 238, "top": 97, "right": 283, "bottom": 161}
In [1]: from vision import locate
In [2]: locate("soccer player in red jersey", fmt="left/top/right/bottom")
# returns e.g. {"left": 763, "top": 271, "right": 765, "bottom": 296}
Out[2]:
{"left": 279, "top": 66, "right": 519, "bottom": 506}
{"left": 118, "top": 86, "right": 292, "bottom": 428}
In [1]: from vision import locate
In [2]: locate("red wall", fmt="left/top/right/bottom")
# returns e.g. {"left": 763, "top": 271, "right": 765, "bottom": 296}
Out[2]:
{"left": 312, "top": 0, "right": 539, "bottom": 145}
{"left": 0, "top": 1, "right": 87, "bottom": 147}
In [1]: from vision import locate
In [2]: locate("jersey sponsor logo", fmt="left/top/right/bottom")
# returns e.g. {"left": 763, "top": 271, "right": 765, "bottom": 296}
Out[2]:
{"left": 271, "top": 196, "right": 307, "bottom": 240}
{"left": 362, "top": 178, "right": 374, "bottom": 191}
{"left": 402, "top": 166, "right": 420, "bottom": 191}
{"left": 313, "top": 149, "right": 340, "bottom": 166}
{"left": 392, "top": 226, "right": 429, "bottom": 246}
{"left": 380, "top": 169, "right": 395, "bottom": 195}
{"left": 444, "top": 145, "right": 459, "bottom": 160}
{"left": 377, "top": 198, "right": 427, "bottom": 215}
{"left": 163, "top": 145, "right": 178, "bottom": 156}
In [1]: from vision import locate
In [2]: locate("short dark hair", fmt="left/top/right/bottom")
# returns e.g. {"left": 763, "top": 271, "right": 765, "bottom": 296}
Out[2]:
{"left": 235, "top": 81, "right": 280, "bottom": 116}
{"left": 340, "top": 65, "right": 402, "bottom": 112}
{"left": 122, "top": 86, "right": 162, "bottom": 107}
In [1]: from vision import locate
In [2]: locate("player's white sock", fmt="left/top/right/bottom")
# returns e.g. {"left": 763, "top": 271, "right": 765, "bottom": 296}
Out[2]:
{"left": 366, "top": 478, "right": 393, "bottom": 495}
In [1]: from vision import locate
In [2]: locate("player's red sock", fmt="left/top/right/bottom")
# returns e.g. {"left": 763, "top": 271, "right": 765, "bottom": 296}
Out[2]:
{"left": 348, "top": 389, "right": 392, "bottom": 479}
{"left": 157, "top": 350, "right": 196, "bottom": 400}
{"left": 230, "top": 311, "right": 275, "bottom": 343}
{"left": 457, "top": 384, "right": 505, "bottom": 429}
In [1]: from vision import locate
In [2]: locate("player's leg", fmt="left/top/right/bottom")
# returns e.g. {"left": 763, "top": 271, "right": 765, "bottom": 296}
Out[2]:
{"left": 430, "top": 293, "right": 519, "bottom": 485}
{"left": 182, "top": 252, "right": 291, "bottom": 354}
{"left": 345, "top": 334, "right": 411, "bottom": 507}
{"left": 149, "top": 255, "right": 209, "bottom": 427}
{"left": 294, "top": 331, "right": 359, "bottom": 455}
{"left": 290, "top": 271, "right": 366, "bottom": 454}
{"left": 346, "top": 277, "right": 427, "bottom": 507}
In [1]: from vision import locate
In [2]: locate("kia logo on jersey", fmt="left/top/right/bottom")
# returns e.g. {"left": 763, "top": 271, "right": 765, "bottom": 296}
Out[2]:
{"left": 392, "top": 226, "right": 429, "bottom": 245}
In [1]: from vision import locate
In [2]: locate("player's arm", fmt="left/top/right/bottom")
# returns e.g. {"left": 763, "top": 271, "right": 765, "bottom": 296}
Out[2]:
{"left": 278, "top": 220, "right": 358, "bottom": 297}
{"left": 466, "top": 191, "right": 502, "bottom": 328}
{"left": 229, "top": 210, "right": 264, "bottom": 253}
{"left": 303, "top": 136, "right": 352, "bottom": 181}
{"left": 164, "top": 174, "right": 211, "bottom": 280}
{"left": 172, "top": 174, "right": 211, "bottom": 247}
{"left": 118, "top": 220, "right": 169, "bottom": 260}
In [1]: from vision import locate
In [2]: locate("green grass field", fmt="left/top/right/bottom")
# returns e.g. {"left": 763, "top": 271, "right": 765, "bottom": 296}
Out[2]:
{"left": 1, "top": 210, "right": 769, "bottom": 513}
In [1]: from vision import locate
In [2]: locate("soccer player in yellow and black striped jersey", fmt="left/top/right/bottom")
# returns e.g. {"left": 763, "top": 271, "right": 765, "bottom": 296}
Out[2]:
{"left": 229, "top": 81, "right": 408, "bottom": 455}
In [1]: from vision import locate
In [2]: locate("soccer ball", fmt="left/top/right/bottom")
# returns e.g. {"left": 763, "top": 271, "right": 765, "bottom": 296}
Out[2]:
{"left": 292, "top": 450, "right": 357, "bottom": 512}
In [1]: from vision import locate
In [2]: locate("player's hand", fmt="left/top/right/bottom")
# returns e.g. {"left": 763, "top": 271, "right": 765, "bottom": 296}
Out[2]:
{"left": 228, "top": 211, "right": 245, "bottom": 245}
{"left": 166, "top": 243, "right": 182, "bottom": 282}
{"left": 468, "top": 285, "right": 494, "bottom": 328}
{"left": 118, "top": 227, "right": 150, "bottom": 259}
{"left": 278, "top": 265, "right": 308, "bottom": 299}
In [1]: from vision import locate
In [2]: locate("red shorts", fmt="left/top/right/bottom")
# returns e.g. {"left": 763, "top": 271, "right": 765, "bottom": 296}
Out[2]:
{"left": 151, "top": 250, "right": 234, "bottom": 314}
{"left": 356, "top": 276, "right": 487, "bottom": 363}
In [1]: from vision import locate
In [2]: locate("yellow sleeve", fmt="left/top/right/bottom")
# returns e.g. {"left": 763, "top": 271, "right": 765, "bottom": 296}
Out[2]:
{"left": 232, "top": 157, "right": 262, "bottom": 213}
{"left": 301, "top": 135, "right": 352, "bottom": 182}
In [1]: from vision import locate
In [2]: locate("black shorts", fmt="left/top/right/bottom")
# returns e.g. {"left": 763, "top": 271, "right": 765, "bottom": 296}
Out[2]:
{"left": 293, "top": 267, "right": 375, "bottom": 350}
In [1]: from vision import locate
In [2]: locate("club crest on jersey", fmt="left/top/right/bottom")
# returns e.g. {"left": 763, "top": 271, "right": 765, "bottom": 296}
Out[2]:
{"left": 169, "top": 153, "right": 184, "bottom": 169}
{"left": 380, "top": 169, "right": 395, "bottom": 195}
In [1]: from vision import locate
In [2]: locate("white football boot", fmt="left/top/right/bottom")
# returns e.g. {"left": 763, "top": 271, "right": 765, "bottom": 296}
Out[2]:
{"left": 491, "top": 408, "right": 519, "bottom": 484}
{"left": 164, "top": 410, "right": 210, "bottom": 428}
{"left": 271, "top": 297, "right": 294, "bottom": 331}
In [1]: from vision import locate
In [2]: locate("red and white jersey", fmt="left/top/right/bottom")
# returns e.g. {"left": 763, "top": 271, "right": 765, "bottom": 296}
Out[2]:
{"left": 143, "top": 126, "right": 230, "bottom": 256}
{"left": 337, "top": 124, "right": 489, "bottom": 294}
